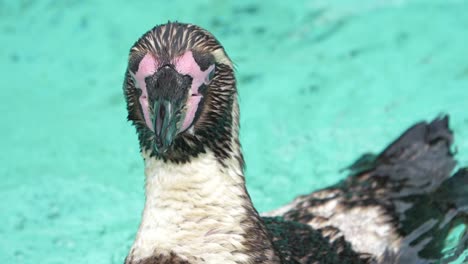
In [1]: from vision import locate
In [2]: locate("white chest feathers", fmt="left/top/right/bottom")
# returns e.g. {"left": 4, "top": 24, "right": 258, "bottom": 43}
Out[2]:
{"left": 128, "top": 151, "right": 251, "bottom": 264}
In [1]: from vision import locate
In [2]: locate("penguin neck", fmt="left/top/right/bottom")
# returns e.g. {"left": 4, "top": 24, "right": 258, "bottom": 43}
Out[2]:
{"left": 126, "top": 149, "right": 280, "bottom": 264}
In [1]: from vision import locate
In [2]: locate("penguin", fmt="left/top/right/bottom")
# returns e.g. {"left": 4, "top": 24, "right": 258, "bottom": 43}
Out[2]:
{"left": 122, "top": 22, "right": 467, "bottom": 264}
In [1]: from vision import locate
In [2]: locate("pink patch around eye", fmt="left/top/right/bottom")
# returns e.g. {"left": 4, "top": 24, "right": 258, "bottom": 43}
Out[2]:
{"left": 131, "top": 53, "right": 158, "bottom": 131}
{"left": 181, "top": 95, "right": 202, "bottom": 132}
{"left": 130, "top": 51, "right": 213, "bottom": 133}
{"left": 175, "top": 51, "right": 215, "bottom": 132}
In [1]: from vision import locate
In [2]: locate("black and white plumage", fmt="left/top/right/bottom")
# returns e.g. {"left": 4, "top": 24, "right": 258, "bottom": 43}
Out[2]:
{"left": 122, "top": 22, "right": 467, "bottom": 264}
{"left": 264, "top": 117, "right": 468, "bottom": 263}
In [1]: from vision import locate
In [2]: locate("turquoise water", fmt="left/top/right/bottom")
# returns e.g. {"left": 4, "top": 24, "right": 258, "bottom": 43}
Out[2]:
{"left": 1, "top": 0, "right": 467, "bottom": 263}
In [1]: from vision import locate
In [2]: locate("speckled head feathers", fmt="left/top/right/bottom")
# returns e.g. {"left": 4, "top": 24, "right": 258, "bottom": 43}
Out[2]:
{"left": 123, "top": 22, "right": 241, "bottom": 165}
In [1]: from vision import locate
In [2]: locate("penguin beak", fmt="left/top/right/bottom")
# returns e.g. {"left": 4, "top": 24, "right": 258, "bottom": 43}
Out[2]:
{"left": 153, "top": 99, "right": 178, "bottom": 154}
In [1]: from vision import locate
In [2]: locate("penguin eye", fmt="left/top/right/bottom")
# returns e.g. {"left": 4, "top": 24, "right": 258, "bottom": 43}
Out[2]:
{"left": 207, "top": 66, "right": 215, "bottom": 82}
